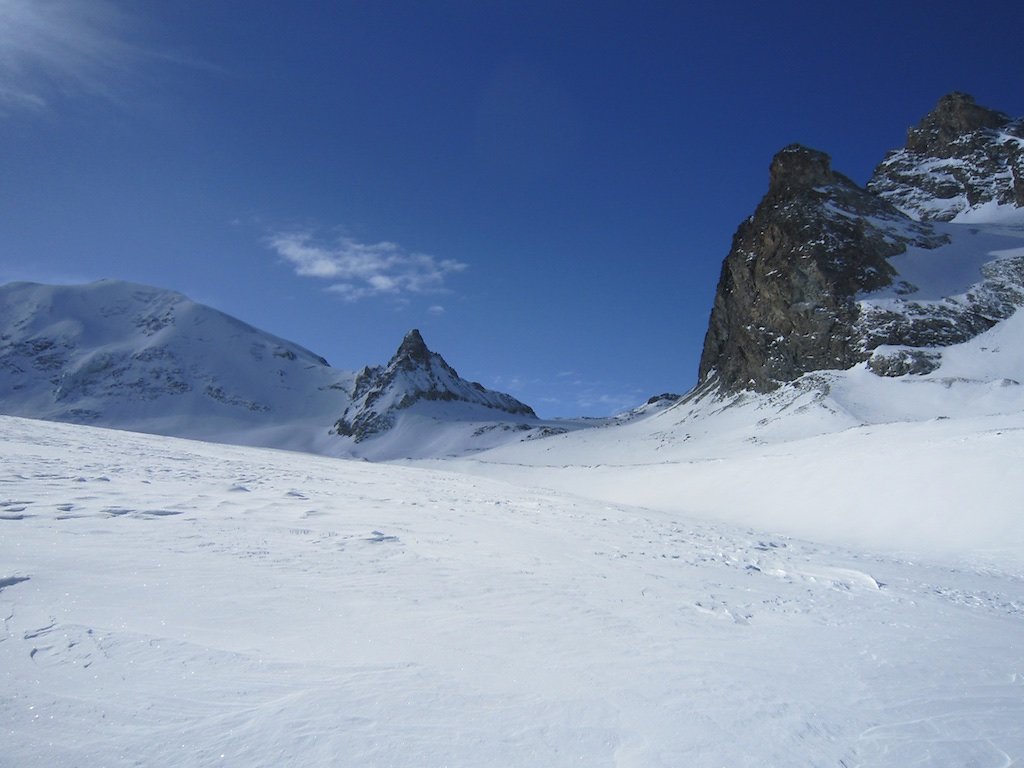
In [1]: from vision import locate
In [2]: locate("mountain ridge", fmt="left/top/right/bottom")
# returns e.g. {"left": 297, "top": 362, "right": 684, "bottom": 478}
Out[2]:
{"left": 0, "top": 280, "right": 551, "bottom": 456}
{"left": 0, "top": 279, "right": 347, "bottom": 427}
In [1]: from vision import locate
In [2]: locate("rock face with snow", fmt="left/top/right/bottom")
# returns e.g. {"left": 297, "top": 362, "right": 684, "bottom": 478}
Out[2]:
{"left": 868, "top": 92, "right": 1024, "bottom": 221}
{"left": 698, "top": 145, "right": 945, "bottom": 392}
{"left": 699, "top": 94, "right": 1024, "bottom": 393}
{"left": 0, "top": 280, "right": 351, "bottom": 434}
{"left": 333, "top": 329, "right": 536, "bottom": 441}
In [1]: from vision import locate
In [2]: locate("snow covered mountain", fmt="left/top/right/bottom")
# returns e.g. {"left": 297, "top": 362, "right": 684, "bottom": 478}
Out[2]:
{"left": 431, "top": 92, "right": 1024, "bottom": 558}
{"left": 335, "top": 329, "right": 536, "bottom": 441}
{"left": 698, "top": 143, "right": 947, "bottom": 391}
{"left": 0, "top": 280, "right": 560, "bottom": 456}
{"left": 327, "top": 329, "right": 592, "bottom": 461}
{"left": 3, "top": 93, "right": 1021, "bottom": 463}
{"left": 0, "top": 280, "right": 353, "bottom": 444}
{"left": 5, "top": 92, "right": 1024, "bottom": 767}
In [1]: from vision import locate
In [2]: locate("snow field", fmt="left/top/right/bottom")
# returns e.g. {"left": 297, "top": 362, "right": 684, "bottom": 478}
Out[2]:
{"left": 448, "top": 410, "right": 1024, "bottom": 564}
{"left": 2, "top": 415, "right": 1023, "bottom": 766}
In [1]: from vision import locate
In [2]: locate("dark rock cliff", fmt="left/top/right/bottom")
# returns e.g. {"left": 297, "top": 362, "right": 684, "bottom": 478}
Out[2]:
{"left": 698, "top": 145, "right": 942, "bottom": 392}
{"left": 698, "top": 94, "right": 1024, "bottom": 394}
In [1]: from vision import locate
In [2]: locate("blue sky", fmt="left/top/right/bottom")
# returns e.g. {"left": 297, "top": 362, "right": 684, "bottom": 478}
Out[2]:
{"left": 1, "top": 1, "right": 1021, "bottom": 417}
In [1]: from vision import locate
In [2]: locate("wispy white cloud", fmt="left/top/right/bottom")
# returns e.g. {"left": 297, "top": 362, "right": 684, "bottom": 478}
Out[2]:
{"left": 0, "top": 0, "right": 131, "bottom": 113}
{"left": 268, "top": 231, "right": 468, "bottom": 302}
{"left": 0, "top": 1, "right": 222, "bottom": 116}
{"left": 427, "top": 305, "right": 446, "bottom": 316}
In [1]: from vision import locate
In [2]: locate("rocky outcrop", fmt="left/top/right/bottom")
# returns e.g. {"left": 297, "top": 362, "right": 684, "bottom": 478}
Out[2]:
{"left": 868, "top": 92, "right": 1024, "bottom": 221}
{"left": 854, "top": 251, "right": 1024, "bottom": 354}
{"left": 334, "top": 329, "right": 536, "bottom": 441}
{"left": 698, "top": 145, "right": 944, "bottom": 392}
{"left": 698, "top": 94, "right": 1024, "bottom": 395}
{"left": 866, "top": 347, "right": 942, "bottom": 377}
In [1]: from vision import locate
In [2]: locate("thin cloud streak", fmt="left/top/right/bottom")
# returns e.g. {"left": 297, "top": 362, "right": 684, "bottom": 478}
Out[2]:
{"left": 268, "top": 231, "right": 468, "bottom": 302}
{"left": 0, "top": 0, "right": 224, "bottom": 116}
{"left": 0, "top": 0, "right": 130, "bottom": 111}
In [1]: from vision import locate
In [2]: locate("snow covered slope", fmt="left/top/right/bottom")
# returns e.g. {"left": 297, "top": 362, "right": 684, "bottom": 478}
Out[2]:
{"left": 854, "top": 212, "right": 1024, "bottom": 379}
{"left": 436, "top": 260, "right": 1024, "bottom": 559}
{"left": 4, "top": 209, "right": 1023, "bottom": 765}
{"left": 0, "top": 280, "right": 354, "bottom": 449}
{"left": 2, "top": 414, "right": 1022, "bottom": 767}
{"left": 846, "top": 94, "right": 1024, "bottom": 373}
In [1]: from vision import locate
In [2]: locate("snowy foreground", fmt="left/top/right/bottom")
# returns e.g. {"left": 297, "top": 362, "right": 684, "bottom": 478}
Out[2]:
{"left": 2, "top": 415, "right": 1023, "bottom": 766}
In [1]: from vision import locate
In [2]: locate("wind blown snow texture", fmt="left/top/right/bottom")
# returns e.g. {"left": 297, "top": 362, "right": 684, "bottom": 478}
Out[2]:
{"left": 439, "top": 318, "right": 1024, "bottom": 563}
{"left": 2, "top": 415, "right": 1023, "bottom": 767}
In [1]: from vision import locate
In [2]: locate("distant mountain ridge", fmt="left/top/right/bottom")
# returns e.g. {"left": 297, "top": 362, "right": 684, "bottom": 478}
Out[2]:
{"left": 0, "top": 280, "right": 552, "bottom": 456}
{"left": 698, "top": 93, "right": 1024, "bottom": 393}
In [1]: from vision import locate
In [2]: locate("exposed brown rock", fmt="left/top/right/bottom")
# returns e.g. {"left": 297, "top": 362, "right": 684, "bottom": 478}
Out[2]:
{"left": 698, "top": 94, "right": 1024, "bottom": 394}
{"left": 698, "top": 146, "right": 940, "bottom": 392}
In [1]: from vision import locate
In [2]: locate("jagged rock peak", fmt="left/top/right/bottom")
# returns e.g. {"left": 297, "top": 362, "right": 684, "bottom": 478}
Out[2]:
{"left": 905, "top": 92, "right": 1011, "bottom": 154}
{"left": 334, "top": 330, "right": 537, "bottom": 441}
{"left": 698, "top": 92, "right": 1024, "bottom": 396}
{"left": 395, "top": 328, "right": 431, "bottom": 367}
{"left": 869, "top": 93, "right": 1023, "bottom": 221}
{"left": 768, "top": 144, "right": 833, "bottom": 193}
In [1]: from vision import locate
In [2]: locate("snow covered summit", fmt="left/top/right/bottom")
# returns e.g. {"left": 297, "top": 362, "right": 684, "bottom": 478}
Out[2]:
{"left": 334, "top": 328, "right": 537, "bottom": 442}
{"left": 868, "top": 91, "right": 1024, "bottom": 222}
{"left": 0, "top": 279, "right": 352, "bottom": 441}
